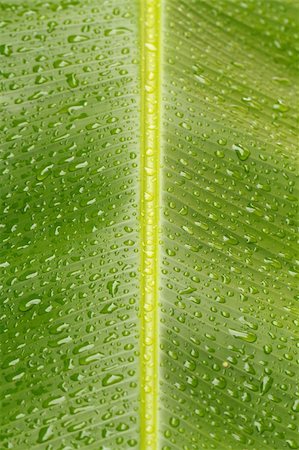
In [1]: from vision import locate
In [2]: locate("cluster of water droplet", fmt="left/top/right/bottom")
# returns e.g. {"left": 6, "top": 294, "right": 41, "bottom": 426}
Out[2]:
{"left": 0, "top": 0, "right": 141, "bottom": 448}
{"left": 160, "top": 0, "right": 298, "bottom": 449}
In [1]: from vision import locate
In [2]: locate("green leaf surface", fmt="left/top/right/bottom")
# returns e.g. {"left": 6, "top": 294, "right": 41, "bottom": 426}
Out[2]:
{"left": 1, "top": 1, "right": 141, "bottom": 448}
{"left": 1, "top": 0, "right": 298, "bottom": 449}
{"left": 160, "top": 2, "right": 298, "bottom": 449}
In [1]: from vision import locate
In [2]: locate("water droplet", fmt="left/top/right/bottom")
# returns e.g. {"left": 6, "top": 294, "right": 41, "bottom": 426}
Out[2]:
{"left": 107, "top": 280, "right": 120, "bottom": 297}
{"left": 37, "top": 426, "right": 54, "bottom": 443}
{"left": 260, "top": 375, "right": 273, "bottom": 395}
{"left": 0, "top": 44, "right": 12, "bottom": 57}
{"left": 232, "top": 144, "right": 250, "bottom": 161}
{"left": 102, "top": 373, "right": 123, "bottom": 387}
{"left": 68, "top": 34, "right": 89, "bottom": 43}
{"left": 229, "top": 328, "right": 257, "bottom": 343}
{"left": 66, "top": 73, "right": 79, "bottom": 88}
{"left": 19, "top": 296, "right": 41, "bottom": 312}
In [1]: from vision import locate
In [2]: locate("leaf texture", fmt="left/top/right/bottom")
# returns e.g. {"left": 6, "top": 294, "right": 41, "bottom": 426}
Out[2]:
{"left": 1, "top": 1, "right": 141, "bottom": 448}
{"left": 0, "top": 0, "right": 298, "bottom": 449}
{"left": 160, "top": 1, "right": 298, "bottom": 449}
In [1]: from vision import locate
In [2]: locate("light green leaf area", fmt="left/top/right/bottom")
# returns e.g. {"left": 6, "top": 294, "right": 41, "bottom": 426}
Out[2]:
{"left": 160, "top": 1, "right": 298, "bottom": 450}
{"left": 0, "top": 0, "right": 298, "bottom": 449}
{"left": 1, "top": 1, "right": 140, "bottom": 448}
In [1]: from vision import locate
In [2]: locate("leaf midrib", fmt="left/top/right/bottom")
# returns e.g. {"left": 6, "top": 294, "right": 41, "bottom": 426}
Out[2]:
{"left": 140, "top": 0, "right": 161, "bottom": 448}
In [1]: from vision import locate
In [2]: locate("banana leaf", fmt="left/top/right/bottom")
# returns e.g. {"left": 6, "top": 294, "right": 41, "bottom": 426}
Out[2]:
{"left": 0, "top": 0, "right": 298, "bottom": 449}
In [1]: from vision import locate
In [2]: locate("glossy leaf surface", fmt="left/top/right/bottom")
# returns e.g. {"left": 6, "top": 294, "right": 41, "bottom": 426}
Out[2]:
{"left": 0, "top": 0, "right": 298, "bottom": 449}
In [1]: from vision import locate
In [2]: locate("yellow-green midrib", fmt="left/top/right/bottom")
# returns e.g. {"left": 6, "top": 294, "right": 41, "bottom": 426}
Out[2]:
{"left": 140, "top": 0, "right": 161, "bottom": 449}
